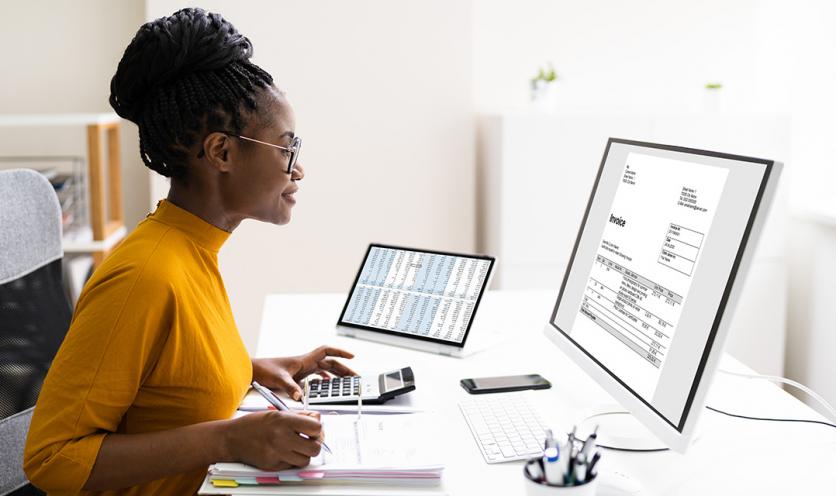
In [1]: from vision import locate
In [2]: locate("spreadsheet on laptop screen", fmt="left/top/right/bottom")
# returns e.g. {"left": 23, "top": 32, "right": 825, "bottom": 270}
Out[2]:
{"left": 339, "top": 245, "right": 493, "bottom": 345}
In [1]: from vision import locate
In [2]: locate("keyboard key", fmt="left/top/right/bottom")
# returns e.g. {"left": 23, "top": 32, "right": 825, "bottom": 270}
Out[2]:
{"left": 500, "top": 446, "right": 516, "bottom": 458}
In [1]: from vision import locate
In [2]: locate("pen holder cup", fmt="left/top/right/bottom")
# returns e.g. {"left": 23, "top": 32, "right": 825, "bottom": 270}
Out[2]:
{"left": 523, "top": 458, "right": 599, "bottom": 496}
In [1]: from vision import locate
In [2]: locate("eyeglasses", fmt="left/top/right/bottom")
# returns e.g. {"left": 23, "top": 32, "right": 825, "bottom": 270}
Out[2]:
{"left": 234, "top": 134, "right": 302, "bottom": 174}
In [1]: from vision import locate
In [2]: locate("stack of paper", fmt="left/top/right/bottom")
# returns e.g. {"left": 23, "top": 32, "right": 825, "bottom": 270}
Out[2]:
{"left": 200, "top": 414, "right": 444, "bottom": 493}
{"left": 207, "top": 463, "right": 443, "bottom": 488}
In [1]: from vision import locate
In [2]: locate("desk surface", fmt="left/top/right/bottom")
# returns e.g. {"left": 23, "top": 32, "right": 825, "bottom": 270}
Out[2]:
{"left": 257, "top": 290, "right": 836, "bottom": 495}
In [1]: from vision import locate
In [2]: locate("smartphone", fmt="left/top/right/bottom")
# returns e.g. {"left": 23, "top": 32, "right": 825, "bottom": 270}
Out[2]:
{"left": 460, "top": 374, "right": 551, "bottom": 394}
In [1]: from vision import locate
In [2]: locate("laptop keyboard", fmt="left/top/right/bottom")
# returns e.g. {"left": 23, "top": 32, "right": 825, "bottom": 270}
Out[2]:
{"left": 459, "top": 393, "right": 549, "bottom": 463}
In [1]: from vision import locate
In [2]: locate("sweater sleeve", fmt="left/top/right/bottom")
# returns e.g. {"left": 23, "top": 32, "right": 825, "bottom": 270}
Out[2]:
{"left": 23, "top": 256, "right": 174, "bottom": 494}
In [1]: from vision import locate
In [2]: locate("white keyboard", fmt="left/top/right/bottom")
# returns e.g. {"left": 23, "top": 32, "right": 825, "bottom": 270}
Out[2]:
{"left": 459, "top": 393, "right": 549, "bottom": 463}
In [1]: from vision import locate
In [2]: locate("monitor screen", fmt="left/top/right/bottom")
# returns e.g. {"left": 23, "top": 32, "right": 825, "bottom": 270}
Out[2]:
{"left": 339, "top": 244, "right": 494, "bottom": 347}
{"left": 551, "top": 139, "right": 773, "bottom": 431}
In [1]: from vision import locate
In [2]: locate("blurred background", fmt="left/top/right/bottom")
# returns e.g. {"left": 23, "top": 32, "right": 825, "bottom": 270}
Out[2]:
{"left": 1, "top": 0, "right": 834, "bottom": 415}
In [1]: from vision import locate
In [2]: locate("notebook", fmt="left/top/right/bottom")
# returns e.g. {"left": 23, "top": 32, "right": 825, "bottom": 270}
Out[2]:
{"left": 198, "top": 413, "right": 444, "bottom": 495}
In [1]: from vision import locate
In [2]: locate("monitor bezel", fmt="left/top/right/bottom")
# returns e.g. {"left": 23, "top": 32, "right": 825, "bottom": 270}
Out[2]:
{"left": 337, "top": 243, "right": 496, "bottom": 349}
{"left": 544, "top": 137, "right": 777, "bottom": 451}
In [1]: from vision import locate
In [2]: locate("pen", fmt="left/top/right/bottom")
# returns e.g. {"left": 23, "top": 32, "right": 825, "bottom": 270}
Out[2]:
{"left": 574, "top": 452, "right": 587, "bottom": 484}
{"left": 556, "top": 436, "right": 570, "bottom": 485}
{"left": 543, "top": 443, "right": 561, "bottom": 485}
{"left": 567, "top": 426, "right": 576, "bottom": 455}
{"left": 580, "top": 424, "right": 598, "bottom": 459}
{"left": 588, "top": 450, "right": 602, "bottom": 478}
{"left": 566, "top": 427, "right": 577, "bottom": 485}
{"left": 251, "top": 381, "right": 332, "bottom": 454}
{"left": 303, "top": 377, "right": 310, "bottom": 411}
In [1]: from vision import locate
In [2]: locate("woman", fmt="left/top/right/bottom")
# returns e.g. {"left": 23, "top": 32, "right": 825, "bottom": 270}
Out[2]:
{"left": 23, "top": 8, "right": 355, "bottom": 494}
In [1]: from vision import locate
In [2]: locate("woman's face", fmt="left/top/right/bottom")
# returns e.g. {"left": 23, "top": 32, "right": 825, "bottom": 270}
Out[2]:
{"left": 224, "top": 89, "right": 305, "bottom": 225}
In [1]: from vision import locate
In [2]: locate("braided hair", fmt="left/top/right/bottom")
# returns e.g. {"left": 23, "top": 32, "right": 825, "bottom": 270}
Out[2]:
{"left": 109, "top": 8, "right": 274, "bottom": 180}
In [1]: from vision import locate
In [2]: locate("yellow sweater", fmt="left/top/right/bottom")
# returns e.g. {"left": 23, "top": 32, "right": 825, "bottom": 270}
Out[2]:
{"left": 24, "top": 200, "right": 252, "bottom": 495}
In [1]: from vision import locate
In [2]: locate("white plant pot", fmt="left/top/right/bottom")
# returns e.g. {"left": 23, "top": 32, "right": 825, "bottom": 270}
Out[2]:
{"left": 701, "top": 89, "right": 723, "bottom": 113}
{"left": 531, "top": 81, "right": 557, "bottom": 113}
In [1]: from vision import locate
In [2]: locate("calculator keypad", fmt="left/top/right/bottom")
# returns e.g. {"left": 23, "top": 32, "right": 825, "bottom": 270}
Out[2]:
{"left": 309, "top": 376, "right": 361, "bottom": 398}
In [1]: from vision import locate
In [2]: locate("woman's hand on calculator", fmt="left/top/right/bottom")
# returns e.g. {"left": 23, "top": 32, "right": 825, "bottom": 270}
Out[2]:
{"left": 251, "top": 346, "right": 358, "bottom": 401}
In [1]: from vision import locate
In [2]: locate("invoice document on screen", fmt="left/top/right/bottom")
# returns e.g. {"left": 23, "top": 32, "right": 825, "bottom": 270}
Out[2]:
{"left": 573, "top": 152, "right": 729, "bottom": 401}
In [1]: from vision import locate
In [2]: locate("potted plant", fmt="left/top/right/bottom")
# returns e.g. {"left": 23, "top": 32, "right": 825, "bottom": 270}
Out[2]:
{"left": 530, "top": 63, "right": 558, "bottom": 112}
{"left": 703, "top": 81, "right": 723, "bottom": 112}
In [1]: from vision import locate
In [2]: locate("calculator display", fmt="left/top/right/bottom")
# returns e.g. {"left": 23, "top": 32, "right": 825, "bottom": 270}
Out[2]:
{"left": 383, "top": 371, "right": 403, "bottom": 391}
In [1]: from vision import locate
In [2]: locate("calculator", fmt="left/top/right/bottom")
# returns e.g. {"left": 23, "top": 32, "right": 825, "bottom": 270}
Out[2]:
{"left": 307, "top": 366, "right": 416, "bottom": 405}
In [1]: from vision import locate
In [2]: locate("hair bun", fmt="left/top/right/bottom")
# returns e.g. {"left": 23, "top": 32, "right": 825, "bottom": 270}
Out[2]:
{"left": 109, "top": 7, "right": 253, "bottom": 123}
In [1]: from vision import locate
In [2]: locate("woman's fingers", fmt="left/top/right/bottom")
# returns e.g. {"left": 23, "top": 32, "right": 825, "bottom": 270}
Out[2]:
{"left": 283, "top": 450, "right": 313, "bottom": 467}
{"left": 290, "top": 436, "right": 322, "bottom": 458}
{"left": 298, "top": 410, "right": 321, "bottom": 421}
{"left": 313, "top": 345, "right": 355, "bottom": 360}
{"left": 285, "top": 411, "right": 323, "bottom": 438}
{"left": 274, "top": 369, "right": 304, "bottom": 401}
{"left": 317, "top": 357, "right": 358, "bottom": 377}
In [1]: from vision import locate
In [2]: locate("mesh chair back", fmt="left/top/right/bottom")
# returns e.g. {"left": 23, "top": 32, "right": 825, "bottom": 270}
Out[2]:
{"left": 0, "top": 169, "right": 71, "bottom": 495}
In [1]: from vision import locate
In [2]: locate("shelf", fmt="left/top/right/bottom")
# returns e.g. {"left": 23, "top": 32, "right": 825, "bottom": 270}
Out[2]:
{"left": 1, "top": 112, "right": 125, "bottom": 268}
{"left": 0, "top": 113, "right": 120, "bottom": 127}
{"left": 63, "top": 225, "right": 126, "bottom": 253}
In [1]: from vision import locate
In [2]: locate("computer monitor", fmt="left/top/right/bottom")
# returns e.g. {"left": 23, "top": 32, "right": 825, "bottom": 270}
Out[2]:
{"left": 543, "top": 138, "right": 782, "bottom": 453}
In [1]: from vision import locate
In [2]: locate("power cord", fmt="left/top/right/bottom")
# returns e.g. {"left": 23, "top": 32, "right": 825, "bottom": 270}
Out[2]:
{"left": 705, "top": 405, "right": 836, "bottom": 429}
{"left": 716, "top": 368, "right": 836, "bottom": 423}
{"left": 595, "top": 442, "right": 669, "bottom": 453}
{"left": 579, "top": 371, "right": 836, "bottom": 452}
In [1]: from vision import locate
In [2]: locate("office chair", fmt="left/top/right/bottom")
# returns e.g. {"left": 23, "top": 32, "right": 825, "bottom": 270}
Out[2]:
{"left": 0, "top": 169, "right": 72, "bottom": 495}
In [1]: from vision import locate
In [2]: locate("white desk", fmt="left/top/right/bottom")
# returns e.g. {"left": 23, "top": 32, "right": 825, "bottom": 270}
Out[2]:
{"left": 257, "top": 290, "right": 836, "bottom": 495}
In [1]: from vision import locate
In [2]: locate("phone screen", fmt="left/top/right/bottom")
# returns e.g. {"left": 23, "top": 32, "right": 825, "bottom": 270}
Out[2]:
{"left": 467, "top": 374, "right": 549, "bottom": 390}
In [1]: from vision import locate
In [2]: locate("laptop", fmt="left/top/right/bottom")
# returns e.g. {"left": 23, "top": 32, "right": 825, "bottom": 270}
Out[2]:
{"left": 336, "top": 244, "right": 495, "bottom": 357}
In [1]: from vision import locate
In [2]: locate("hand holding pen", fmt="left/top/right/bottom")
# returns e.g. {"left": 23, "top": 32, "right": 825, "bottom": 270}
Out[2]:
{"left": 252, "top": 381, "right": 333, "bottom": 454}
{"left": 224, "top": 388, "right": 326, "bottom": 471}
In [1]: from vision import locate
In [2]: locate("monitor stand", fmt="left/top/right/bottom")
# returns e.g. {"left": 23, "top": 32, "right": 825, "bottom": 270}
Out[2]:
{"left": 575, "top": 405, "right": 669, "bottom": 451}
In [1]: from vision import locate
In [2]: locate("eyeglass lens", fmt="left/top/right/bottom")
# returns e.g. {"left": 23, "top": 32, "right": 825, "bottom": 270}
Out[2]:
{"left": 288, "top": 137, "right": 302, "bottom": 174}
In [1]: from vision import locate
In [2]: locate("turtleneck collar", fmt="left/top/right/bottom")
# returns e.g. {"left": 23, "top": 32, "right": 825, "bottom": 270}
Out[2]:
{"left": 146, "top": 199, "right": 230, "bottom": 252}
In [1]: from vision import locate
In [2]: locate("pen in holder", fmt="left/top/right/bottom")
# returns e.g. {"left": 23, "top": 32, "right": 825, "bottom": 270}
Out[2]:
{"left": 523, "top": 427, "right": 601, "bottom": 495}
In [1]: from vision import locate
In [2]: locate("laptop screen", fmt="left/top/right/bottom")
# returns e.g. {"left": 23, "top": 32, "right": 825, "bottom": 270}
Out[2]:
{"left": 337, "top": 244, "right": 495, "bottom": 348}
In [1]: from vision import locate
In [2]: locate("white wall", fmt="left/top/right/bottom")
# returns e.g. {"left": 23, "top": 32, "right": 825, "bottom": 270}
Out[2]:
{"left": 472, "top": 0, "right": 791, "bottom": 115}
{"left": 471, "top": 0, "right": 836, "bottom": 409}
{"left": 782, "top": 1, "right": 836, "bottom": 415}
{"left": 787, "top": 219, "right": 836, "bottom": 417}
{"left": 786, "top": 1, "right": 836, "bottom": 217}
{"left": 146, "top": 0, "right": 476, "bottom": 352}
{"left": 471, "top": 0, "right": 834, "bottom": 217}
{"left": 0, "top": 0, "right": 147, "bottom": 228}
